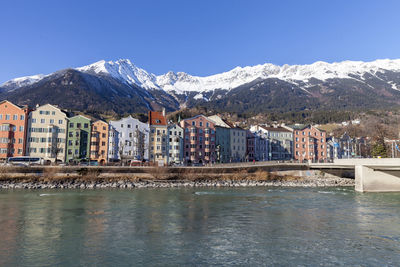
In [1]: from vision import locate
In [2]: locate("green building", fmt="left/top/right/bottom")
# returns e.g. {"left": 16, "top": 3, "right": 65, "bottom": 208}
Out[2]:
{"left": 215, "top": 126, "right": 231, "bottom": 163}
{"left": 66, "top": 115, "right": 91, "bottom": 163}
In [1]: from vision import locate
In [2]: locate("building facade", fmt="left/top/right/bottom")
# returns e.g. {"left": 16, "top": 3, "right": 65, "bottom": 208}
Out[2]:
{"left": 230, "top": 127, "right": 247, "bottom": 162}
{"left": 253, "top": 131, "right": 269, "bottom": 161}
{"left": 26, "top": 104, "right": 68, "bottom": 163}
{"left": 90, "top": 120, "right": 109, "bottom": 165}
{"left": 167, "top": 123, "right": 184, "bottom": 165}
{"left": 215, "top": 126, "right": 231, "bottom": 163}
{"left": 290, "top": 125, "right": 327, "bottom": 162}
{"left": 108, "top": 115, "right": 149, "bottom": 163}
{"left": 251, "top": 125, "right": 293, "bottom": 160}
{"left": 149, "top": 110, "right": 168, "bottom": 165}
{"left": 208, "top": 115, "right": 246, "bottom": 162}
{"left": 66, "top": 115, "right": 91, "bottom": 163}
{"left": 246, "top": 131, "right": 255, "bottom": 162}
{"left": 0, "top": 100, "right": 29, "bottom": 159}
{"left": 180, "top": 115, "right": 216, "bottom": 164}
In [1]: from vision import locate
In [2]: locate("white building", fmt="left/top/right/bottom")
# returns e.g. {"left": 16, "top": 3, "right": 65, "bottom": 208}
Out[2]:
{"left": 167, "top": 123, "right": 184, "bottom": 165}
{"left": 108, "top": 116, "right": 149, "bottom": 163}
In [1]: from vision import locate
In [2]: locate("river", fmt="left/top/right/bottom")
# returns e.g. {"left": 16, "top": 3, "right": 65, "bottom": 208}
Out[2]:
{"left": 0, "top": 187, "right": 399, "bottom": 266}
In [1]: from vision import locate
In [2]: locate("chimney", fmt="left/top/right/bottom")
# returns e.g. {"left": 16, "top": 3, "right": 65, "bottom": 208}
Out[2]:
{"left": 162, "top": 108, "right": 165, "bottom": 117}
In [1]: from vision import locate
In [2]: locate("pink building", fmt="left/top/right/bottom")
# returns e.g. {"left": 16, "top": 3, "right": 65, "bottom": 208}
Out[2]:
{"left": 291, "top": 125, "right": 327, "bottom": 163}
{"left": 180, "top": 115, "right": 216, "bottom": 164}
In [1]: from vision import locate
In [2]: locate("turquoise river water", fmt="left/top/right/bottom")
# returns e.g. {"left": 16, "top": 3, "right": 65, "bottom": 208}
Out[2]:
{"left": 0, "top": 187, "right": 400, "bottom": 266}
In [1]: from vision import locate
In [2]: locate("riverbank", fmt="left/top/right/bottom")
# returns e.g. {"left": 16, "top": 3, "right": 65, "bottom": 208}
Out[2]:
{"left": 0, "top": 164, "right": 355, "bottom": 189}
{"left": 0, "top": 176, "right": 354, "bottom": 189}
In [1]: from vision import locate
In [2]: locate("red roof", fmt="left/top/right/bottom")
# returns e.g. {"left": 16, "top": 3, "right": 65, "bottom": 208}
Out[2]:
{"left": 148, "top": 111, "right": 167, "bottom": 126}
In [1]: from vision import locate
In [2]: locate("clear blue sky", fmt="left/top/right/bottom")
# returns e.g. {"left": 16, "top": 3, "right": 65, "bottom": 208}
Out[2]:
{"left": 1, "top": 0, "right": 400, "bottom": 83}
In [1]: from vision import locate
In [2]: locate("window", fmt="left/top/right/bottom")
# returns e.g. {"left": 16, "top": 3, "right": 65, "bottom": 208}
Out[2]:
{"left": 121, "top": 124, "right": 124, "bottom": 128}
{"left": 50, "top": 119, "right": 54, "bottom": 124}
{"left": 192, "top": 121, "right": 196, "bottom": 126}
{"left": 77, "top": 123, "right": 81, "bottom": 128}
{"left": 41, "top": 119, "right": 45, "bottom": 123}
{"left": 199, "top": 122, "right": 203, "bottom": 127}
{"left": 52, "top": 111, "right": 55, "bottom": 115}
{"left": 58, "top": 120, "right": 63, "bottom": 124}
{"left": 19, "top": 126, "right": 24, "bottom": 132}
{"left": 0, "top": 115, "right": 2, "bottom": 120}
{"left": 5, "top": 115, "right": 10, "bottom": 120}
{"left": 127, "top": 124, "right": 131, "bottom": 128}
{"left": 13, "top": 115, "right": 17, "bottom": 120}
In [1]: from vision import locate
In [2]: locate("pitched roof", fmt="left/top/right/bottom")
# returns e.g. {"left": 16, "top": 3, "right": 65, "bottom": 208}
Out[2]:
{"left": 0, "top": 100, "right": 27, "bottom": 110}
{"left": 286, "top": 124, "right": 326, "bottom": 132}
{"left": 148, "top": 111, "right": 167, "bottom": 126}
{"left": 182, "top": 114, "right": 215, "bottom": 124}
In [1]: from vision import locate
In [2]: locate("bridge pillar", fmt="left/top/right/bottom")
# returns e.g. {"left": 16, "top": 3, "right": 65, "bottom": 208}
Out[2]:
{"left": 355, "top": 165, "right": 400, "bottom": 192}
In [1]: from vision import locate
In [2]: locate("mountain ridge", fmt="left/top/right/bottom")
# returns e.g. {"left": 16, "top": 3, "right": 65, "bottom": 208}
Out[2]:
{"left": 3, "top": 58, "right": 400, "bottom": 93}
{"left": 2, "top": 58, "right": 400, "bottom": 116}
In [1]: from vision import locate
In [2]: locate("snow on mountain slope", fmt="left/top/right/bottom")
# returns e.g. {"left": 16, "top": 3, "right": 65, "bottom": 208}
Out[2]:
{"left": 77, "top": 58, "right": 400, "bottom": 94}
{"left": 76, "top": 59, "right": 160, "bottom": 90}
{"left": 0, "top": 74, "right": 45, "bottom": 91}
{"left": 156, "top": 59, "right": 400, "bottom": 93}
{"left": 3, "top": 58, "right": 400, "bottom": 94}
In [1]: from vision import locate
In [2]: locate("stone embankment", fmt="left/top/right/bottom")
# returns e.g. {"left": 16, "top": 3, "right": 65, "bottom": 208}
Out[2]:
{"left": 0, "top": 165, "right": 355, "bottom": 189}
{"left": 0, "top": 177, "right": 354, "bottom": 189}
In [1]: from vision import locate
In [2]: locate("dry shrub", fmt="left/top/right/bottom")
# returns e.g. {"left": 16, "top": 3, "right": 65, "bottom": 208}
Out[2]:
{"left": 0, "top": 166, "right": 10, "bottom": 180}
{"left": 79, "top": 168, "right": 102, "bottom": 181}
{"left": 147, "top": 166, "right": 174, "bottom": 180}
{"left": 42, "top": 167, "right": 59, "bottom": 181}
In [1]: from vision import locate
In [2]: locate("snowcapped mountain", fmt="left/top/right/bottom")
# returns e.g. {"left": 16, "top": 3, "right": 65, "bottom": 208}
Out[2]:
{"left": 3, "top": 58, "right": 400, "bottom": 94}
{"left": 1, "top": 74, "right": 45, "bottom": 91}
{"left": 3, "top": 58, "right": 400, "bottom": 114}
{"left": 76, "top": 59, "right": 160, "bottom": 90}
{"left": 75, "top": 58, "right": 400, "bottom": 93}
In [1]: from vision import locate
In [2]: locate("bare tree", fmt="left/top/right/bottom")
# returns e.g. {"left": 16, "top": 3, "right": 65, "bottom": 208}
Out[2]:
{"left": 50, "top": 141, "right": 63, "bottom": 165}
{"left": 118, "top": 141, "right": 127, "bottom": 166}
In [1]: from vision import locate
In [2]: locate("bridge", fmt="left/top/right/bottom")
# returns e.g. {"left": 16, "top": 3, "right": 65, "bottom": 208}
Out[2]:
{"left": 310, "top": 159, "right": 400, "bottom": 192}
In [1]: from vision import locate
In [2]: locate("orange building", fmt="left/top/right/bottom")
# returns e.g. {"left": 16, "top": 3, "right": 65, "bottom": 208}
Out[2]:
{"left": 0, "top": 100, "right": 30, "bottom": 159}
{"left": 90, "top": 120, "right": 109, "bottom": 165}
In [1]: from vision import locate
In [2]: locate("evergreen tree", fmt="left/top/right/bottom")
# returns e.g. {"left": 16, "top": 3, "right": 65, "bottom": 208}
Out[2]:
{"left": 371, "top": 138, "right": 388, "bottom": 158}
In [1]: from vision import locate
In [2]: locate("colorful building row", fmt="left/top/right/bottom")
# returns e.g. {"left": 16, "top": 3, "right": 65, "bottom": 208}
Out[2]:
{"left": 0, "top": 100, "right": 332, "bottom": 164}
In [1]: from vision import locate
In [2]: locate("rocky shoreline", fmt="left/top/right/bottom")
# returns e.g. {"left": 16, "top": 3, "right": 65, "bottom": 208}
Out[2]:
{"left": 0, "top": 176, "right": 354, "bottom": 189}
